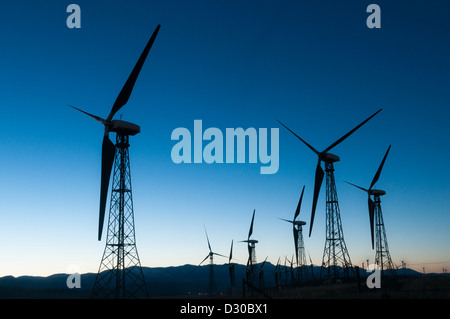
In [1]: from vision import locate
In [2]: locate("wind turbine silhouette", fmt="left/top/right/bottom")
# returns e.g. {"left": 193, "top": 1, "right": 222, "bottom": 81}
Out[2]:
{"left": 69, "top": 24, "right": 161, "bottom": 298}
{"left": 278, "top": 108, "right": 382, "bottom": 280}
{"left": 195, "top": 226, "right": 227, "bottom": 296}
{"left": 345, "top": 145, "right": 396, "bottom": 277}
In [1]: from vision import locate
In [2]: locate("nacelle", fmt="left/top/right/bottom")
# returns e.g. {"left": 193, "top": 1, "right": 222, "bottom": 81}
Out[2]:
{"left": 110, "top": 120, "right": 140, "bottom": 136}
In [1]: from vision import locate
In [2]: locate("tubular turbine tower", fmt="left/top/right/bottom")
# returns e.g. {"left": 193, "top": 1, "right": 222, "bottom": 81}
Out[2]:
{"left": 69, "top": 25, "right": 161, "bottom": 298}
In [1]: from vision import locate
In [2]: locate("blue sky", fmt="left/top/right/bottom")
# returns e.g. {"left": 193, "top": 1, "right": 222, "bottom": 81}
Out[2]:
{"left": 0, "top": 1, "right": 449, "bottom": 277}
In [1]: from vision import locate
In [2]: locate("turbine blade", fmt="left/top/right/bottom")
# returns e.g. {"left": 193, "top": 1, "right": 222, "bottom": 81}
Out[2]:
{"left": 369, "top": 145, "right": 391, "bottom": 191}
{"left": 279, "top": 218, "right": 294, "bottom": 224}
{"left": 285, "top": 255, "right": 292, "bottom": 264}
{"left": 204, "top": 226, "right": 212, "bottom": 252}
{"left": 277, "top": 120, "right": 320, "bottom": 155}
{"left": 260, "top": 256, "right": 268, "bottom": 269}
{"left": 213, "top": 252, "right": 227, "bottom": 258}
{"left": 197, "top": 254, "right": 210, "bottom": 268}
{"left": 229, "top": 240, "right": 233, "bottom": 263}
{"left": 293, "top": 226, "right": 299, "bottom": 266}
{"left": 368, "top": 197, "right": 375, "bottom": 249}
{"left": 344, "top": 180, "right": 368, "bottom": 193}
{"left": 107, "top": 24, "right": 161, "bottom": 122}
{"left": 248, "top": 209, "right": 255, "bottom": 240}
{"left": 323, "top": 108, "right": 382, "bottom": 153}
{"left": 309, "top": 160, "right": 324, "bottom": 237}
{"left": 68, "top": 105, "right": 106, "bottom": 124}
{"left": 294, "top": 185, "right": 305, "bottom": 221}
{"left": 98, "top": 135, "right": 116, "bottom": 241}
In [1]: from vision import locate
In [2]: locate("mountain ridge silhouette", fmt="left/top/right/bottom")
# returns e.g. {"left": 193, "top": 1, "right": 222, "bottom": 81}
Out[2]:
{"left": 0, "top": 263, "right": 442, "bottom": 298}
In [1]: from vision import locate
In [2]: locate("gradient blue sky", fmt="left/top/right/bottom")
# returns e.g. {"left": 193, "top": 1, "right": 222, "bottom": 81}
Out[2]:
{"left": 0, "top": 1, "right": 449, "bottom": 277}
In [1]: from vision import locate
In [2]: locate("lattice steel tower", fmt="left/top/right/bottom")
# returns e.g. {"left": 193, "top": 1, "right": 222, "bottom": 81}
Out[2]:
{"left": 246, "top": 241, "right": 258, "bottom": 285}
{"left": 91, "top": 134, "right": 148, "bottom": 298}
{"left": 373, "top": 194, "right": 396, "bottom": 277}
{"left": 295, "top": 222, "right": 309, "bottom": 282}
{"left": 321, "top": 161, "right": 352, "bottom": 280}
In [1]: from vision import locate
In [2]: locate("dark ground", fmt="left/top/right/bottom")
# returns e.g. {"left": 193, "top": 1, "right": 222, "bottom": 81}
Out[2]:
{"left": 0, "top": 275, "right": 448, "bottom": 299}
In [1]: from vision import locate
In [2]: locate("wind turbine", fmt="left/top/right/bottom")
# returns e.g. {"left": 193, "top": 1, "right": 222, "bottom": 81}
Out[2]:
{"left": 241, "top": 209, "right": 258, "bottom": 267}
{"left": 274, "top": 257, "right": 282, "bottom": 287}
{"left": 241, "top": 209, "right": 258, "bottom": 285}
{"left": 279, "top": 185, "right": 306, "bottom": 279}
{"left": 345, "top": 144, "right": 396, "bottom": 277}
{"left": 196, "top": 227, "right": 227, "bottom": 296}
{"left": 280, "top": 185, "right": 310, "bottom": 283}
{"left": 283, "top": 255, "right": 295, "bottom": 285}
{"left": 278, "top": 108, "right": 381, "bottom": 280}
{"left": 228, "top": 240, "right": 237, "bottom": 292}
{"left": 69, "top": 24, "right": 161, "bottom": 298}
{"left": 258, "top": 256, "right": 268, "bottom": 289}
